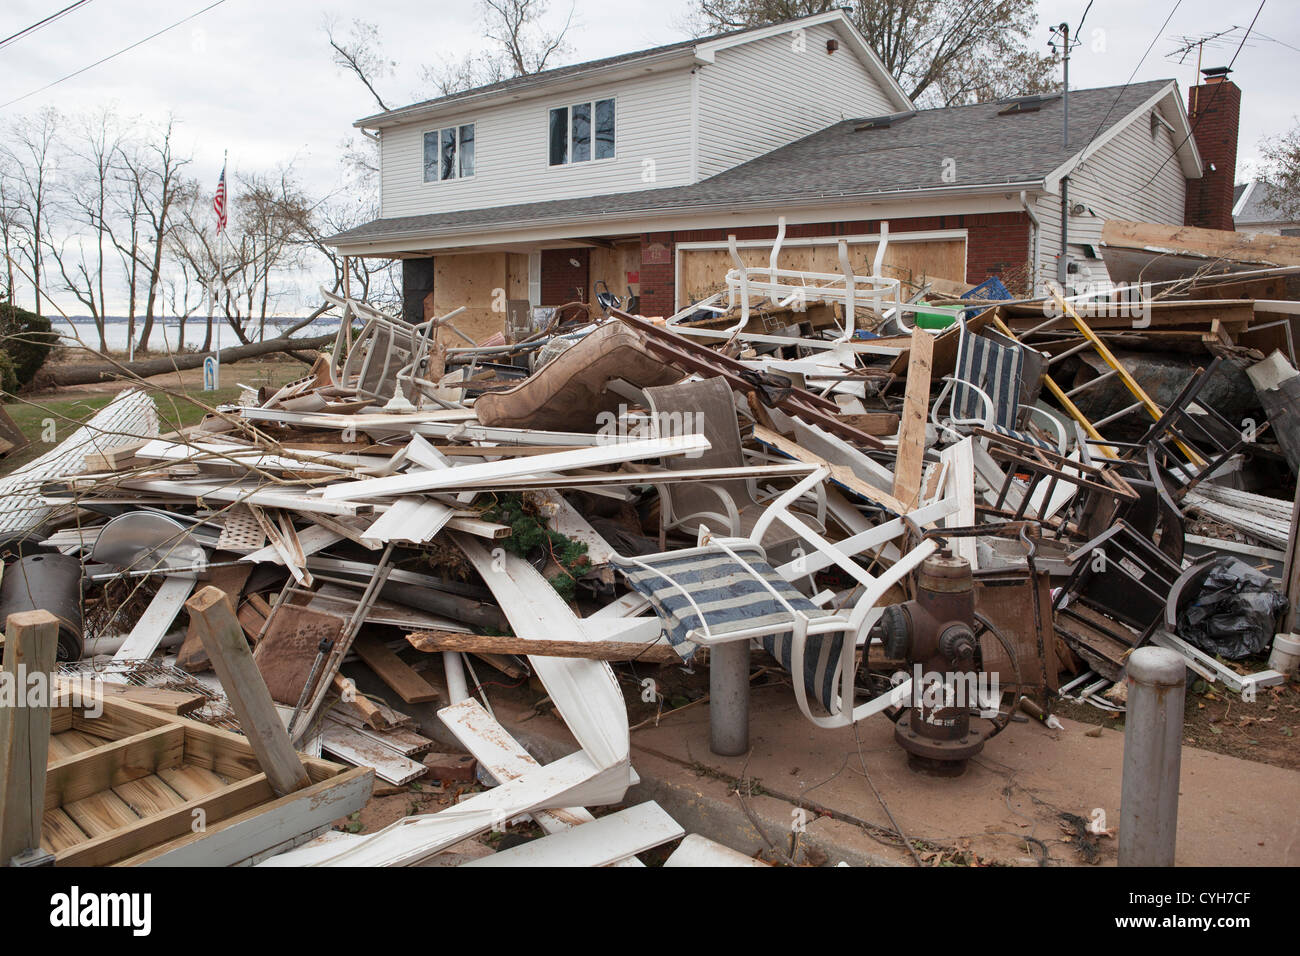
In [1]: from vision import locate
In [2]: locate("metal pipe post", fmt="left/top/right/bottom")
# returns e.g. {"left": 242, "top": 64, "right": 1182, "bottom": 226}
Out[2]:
{"left": 709, "top": 639, "right": 750, "bottom": 756}
{"left": 1119, "top": 647, "right": 1186, "bottom": 866}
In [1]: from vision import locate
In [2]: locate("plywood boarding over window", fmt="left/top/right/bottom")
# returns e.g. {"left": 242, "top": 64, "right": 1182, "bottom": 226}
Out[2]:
{"left": 675, "top": 233, "right": 967, "bottom": 309}
{"left": 588, "top": 242, "right": 643, "bottom": 303}
{"left": 433, "top": 252, "right": 529, "bottom": 343}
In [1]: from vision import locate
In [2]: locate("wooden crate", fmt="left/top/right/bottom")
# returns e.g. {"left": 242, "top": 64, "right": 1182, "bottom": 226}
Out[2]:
{"left": 41, "top": 684, "right": 371, "bottom": 866}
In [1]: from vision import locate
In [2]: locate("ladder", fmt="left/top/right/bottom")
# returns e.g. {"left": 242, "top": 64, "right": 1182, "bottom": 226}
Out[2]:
{"left": 990, "top": 291, "right": 1207, "bottom": 468}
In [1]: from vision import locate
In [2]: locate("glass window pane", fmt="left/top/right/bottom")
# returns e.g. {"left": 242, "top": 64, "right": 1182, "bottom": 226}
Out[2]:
{"left": 571, "top": 102, "right": 591, "bottom": 163}
{"left": 440, "top": 127, "right": 457, "bottom": 180}
{"left": 423, "top": 131, "right": 439, "bottom": 182}
{"left": 459, "top": 124, "right": 475, "bottom": 177}
{"left": 549, "top": 108, "right": 568, "bottom": 165}
{"left": 595, "top": 99, "right": 615, "bottom": 159}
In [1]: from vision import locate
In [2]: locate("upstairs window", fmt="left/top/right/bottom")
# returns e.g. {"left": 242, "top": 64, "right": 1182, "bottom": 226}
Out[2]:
{"left": 423, "top": 123, "right": 475, "bottom": 182}
{"left": 549, "top": 99, "right": 615, "bottom": 166}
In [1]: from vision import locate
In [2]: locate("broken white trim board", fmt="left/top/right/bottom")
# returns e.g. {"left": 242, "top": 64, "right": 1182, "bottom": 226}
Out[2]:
{"left": 440, "top": 698, "right": 644, "bottom": 867}
{"left": 263, "top": 751, "right": 631, "bottom": 866}
{"left": 462, "top": 802, "right": 683, "bottom": 867}
{"left": 453, "top": 533, "right": 630, "bottom": 771}
{"left": 104, "top": 574, "right": 198, "bottom": 681}
{"left": 362, "top": 497, "right": 455, "bottom": 544}
{"left": 321, "top": 721, "right": 428, "bottom": 785}
{"left": 321, "top": 434, "right": 710, "bottom": 500}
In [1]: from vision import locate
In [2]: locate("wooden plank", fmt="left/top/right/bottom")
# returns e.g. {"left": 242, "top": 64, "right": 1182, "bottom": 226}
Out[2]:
{"left": 85, "top": 683, "right": 207, "bottom": 715}
{"left": 156, "top": 764, "right": 228, "bottom": 800}
{"left": 0, "top": 610, "right": 60, "bottom": 861}
{"left": 185, "top": 586, "right": 311, "bottom": 797}
{"left": 1101, "top": 219, "right": 1300, "bottom": 267}
{"left": 113, "top": 774, "right": 188, "bottom": 816}
{"left": 41, "top": 808, "right": 88, "bottom": 853}
{"left": 1283, "top": 483, "right": 1300, "bottom": 635}
{"left": 893, "top": 327, "right": 933, "bottom": 509}
{"left": 64, "top": 789, "right": 140, "bottom": 838}
{"left": 57, "top": 774, "right": 272, "bottom": 867}
{"left": 44, "top": 724, "right": 185, "bottom": 811}
{"left": 144, "top": 766, "right": 371, "bottom": 867}
{"left": 407, "top": 628, "right": 680, "bottom": 664}
{"left": 351, "top": 637, "right": 442, "bottom": 704}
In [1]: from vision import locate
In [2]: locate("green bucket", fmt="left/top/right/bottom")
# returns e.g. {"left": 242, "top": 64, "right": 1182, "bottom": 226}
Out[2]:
{"left": 912, "top": 305, "right": 962, "bottom": 330}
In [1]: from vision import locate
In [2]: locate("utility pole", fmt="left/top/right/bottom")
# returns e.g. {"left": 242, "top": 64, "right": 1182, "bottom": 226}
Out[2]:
{"left": 1051, "top": 21, "right": 1073, "bottom": 287}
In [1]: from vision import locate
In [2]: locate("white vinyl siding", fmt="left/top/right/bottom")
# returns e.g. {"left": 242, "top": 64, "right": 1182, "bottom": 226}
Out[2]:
{"left": 1034, "top": 109, "right": 1188, "bottom": 289}
{"left": 380, "top": 68, "right": 693, "bottom": 219}
{"left": 695, "top": 22, "right": 897, "bottom": 180}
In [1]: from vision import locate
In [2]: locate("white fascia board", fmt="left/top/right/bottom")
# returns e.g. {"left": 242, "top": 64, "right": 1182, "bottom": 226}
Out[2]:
{"left": 1232, "top": 181, "right": 1255, "bottom": 219}
{"left": 1041, "top": 81, "right": 1201, "bottom": 193}
{"left": 356, "top": 50, "right": 698, "bottom": 130}
{"left": 693, "top": 10, "right": 912, "bottom": 113}
{"left": 331, "top": 184, "right": 1034, "bottom": 257}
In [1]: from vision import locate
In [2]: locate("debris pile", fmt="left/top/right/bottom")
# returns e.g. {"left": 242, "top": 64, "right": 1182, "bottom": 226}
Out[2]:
{"left": 2, "top": 217, "right": 1297, "bottom": 866}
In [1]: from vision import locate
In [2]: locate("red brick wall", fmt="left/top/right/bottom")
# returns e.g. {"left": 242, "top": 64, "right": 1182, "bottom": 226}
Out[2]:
{"left": 633, "top": 212, "right": 1031, "bottom": 315}
{"left": 539, "top": 248, "right": 589, "bottom": 305}
{"left": 1184, "top": 79, "right": 1240, "bottom": 232}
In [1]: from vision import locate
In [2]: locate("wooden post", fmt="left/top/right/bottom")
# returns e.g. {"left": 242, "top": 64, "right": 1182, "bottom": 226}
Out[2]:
{"left": 893, "top": 327, "right": 934, "bottom": 508}
{"left": 185, "top": 586, "right": 310, "bottom": 796}
{"left": 0, "top": 610, "right": 60, "bottom": 863}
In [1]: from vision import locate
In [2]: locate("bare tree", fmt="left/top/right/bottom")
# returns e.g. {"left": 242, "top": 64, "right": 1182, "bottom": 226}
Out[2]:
{"left": 1258, "top": 123, "right": 1300, "bottom": 221}
{"left": 50, "top": 107, "right": 123, "bottom": 351}
{"left": 327, "top": 18, "right": 395, "bottom": 112}
{"left": 113, "top": 117, "right": 192, "bottom": 353}
{"left": 690, "top": 0, "right": 1057, "bottom": 107}
{"left": 1, "top": 108, "right": 61, "bottom": 315}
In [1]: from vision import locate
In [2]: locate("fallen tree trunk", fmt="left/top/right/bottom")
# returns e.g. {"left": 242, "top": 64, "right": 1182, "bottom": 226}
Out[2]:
{"left": 36, "top": 331, "right": 337, "bottom": 389}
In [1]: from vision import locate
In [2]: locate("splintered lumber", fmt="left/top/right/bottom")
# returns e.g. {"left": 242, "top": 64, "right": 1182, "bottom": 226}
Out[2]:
{"left": 406, "top": 628, "right": 680, "bottom": 664}
{"left": 1101, "top": 219, "right": 1300, "bottom": 268}
{"left": 892, "top": 327, "right": 933, "bottom": 508}
{"left": 185, "top": 586, "right": 311, "bottom": 797}
{"left": 352, "top": 637, "right": 442, "bottom": 704}
{"left": 0, "top": 611, "right": 60, "bottom": 861}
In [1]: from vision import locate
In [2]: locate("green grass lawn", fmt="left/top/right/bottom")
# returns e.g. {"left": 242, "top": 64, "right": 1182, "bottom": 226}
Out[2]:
{"left": 0, "top": 358, "right": 307, "bottom": 476}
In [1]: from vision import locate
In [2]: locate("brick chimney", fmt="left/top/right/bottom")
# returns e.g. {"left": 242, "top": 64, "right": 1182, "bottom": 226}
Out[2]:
{"left": 1184, "top": 66, "right": 1240, "bottom": 232}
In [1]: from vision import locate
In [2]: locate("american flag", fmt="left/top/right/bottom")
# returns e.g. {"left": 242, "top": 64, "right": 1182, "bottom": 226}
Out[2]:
{"left": 213, "top": 161, "right": 227, "bottom": 233}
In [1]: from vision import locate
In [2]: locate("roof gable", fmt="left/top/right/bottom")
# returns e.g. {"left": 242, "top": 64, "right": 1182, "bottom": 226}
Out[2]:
{"left": 354, "top": 10, "right": 910, "bottom": 130}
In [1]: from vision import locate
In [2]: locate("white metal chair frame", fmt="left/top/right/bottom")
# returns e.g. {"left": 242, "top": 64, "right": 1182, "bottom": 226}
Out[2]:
{"left": 620, "top": 467, "right": 940, "bottom": 728}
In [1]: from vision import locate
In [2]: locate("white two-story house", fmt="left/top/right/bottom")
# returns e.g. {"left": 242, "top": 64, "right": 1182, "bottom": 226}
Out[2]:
{"left": 328, "top": 9, "right": 1232, "bottom": 341}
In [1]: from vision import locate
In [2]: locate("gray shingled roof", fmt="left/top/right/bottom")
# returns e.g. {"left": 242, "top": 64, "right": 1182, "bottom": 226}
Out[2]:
{"left": 356, "top": 22, "right": 767, "bottom": 128}
{"left": 331, "top": 80, "right": 1174, "bottom": 247}
{"left": 1234, "top": 180, "right": 1296, "bottom": 223}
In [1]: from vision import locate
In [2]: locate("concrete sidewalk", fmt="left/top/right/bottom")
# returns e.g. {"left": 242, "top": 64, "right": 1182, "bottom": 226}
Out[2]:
{"left": 492, "top": 682, "right": 1298, "bottom": 866}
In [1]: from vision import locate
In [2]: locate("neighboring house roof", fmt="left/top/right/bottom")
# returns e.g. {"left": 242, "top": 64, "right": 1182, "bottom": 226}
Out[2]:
{"left": 355, "top": 10, "right": 911, "bottom": 130}
{"left": 331, "top": 80, "right": 1190, "bottom": 249}
{"left": 1233, "top": 180, "right": 1297, "bottom": 223}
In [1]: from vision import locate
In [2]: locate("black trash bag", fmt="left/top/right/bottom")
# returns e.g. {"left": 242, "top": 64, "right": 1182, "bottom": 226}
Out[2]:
{"left": 1175, "top": 557, "right": 1289, "bottom": 660}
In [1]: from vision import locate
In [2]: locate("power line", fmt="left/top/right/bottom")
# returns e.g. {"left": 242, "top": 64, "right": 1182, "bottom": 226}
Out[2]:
{"left": 1070, "top": 0, "right": 1184, "bottom": 181}
{"left": 0, "top": 0, "right": 229, "bottom": 112}
{"left": 0, "top": 0, "right": 96, "bottom": 51}
{"left": 1132, "top": 0, "right": 1266, "bottom": 192}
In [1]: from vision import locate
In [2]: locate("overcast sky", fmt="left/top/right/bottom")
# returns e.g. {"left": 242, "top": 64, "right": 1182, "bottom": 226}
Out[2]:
{"left": 2, "top": 0, "right": 1296, "bottom": 316}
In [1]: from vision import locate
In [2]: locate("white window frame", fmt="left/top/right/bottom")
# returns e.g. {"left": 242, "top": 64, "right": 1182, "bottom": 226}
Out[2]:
{"left": 423, "top": 123, "right": 476, "bottom": 184}
{"left": 548, "top": 97, "right": 617, "bottom": 168}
